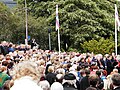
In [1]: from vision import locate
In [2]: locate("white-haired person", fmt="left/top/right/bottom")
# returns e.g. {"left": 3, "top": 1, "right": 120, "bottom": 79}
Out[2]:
{"left": 10, "top": 61, "right": 43, "bottom": 90}
{"left": 50, "top": 74, "right": 64, "bottom": 90}
{"left": 37, "top": 75, "right": 50, "bottom": 90}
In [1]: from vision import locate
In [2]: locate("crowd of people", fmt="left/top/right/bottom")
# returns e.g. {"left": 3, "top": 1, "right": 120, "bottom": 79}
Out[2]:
{"left": 0, "top": 41, "right": 120, "bottom": 90}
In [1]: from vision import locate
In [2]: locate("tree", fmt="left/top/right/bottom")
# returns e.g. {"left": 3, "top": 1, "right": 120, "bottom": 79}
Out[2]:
{"left": 0, "top": 0, "right": 117, "bottom": 52}
{"left": 0, "top": 2, "right": 18, "bottom": 42}
{"left": 25, "top": 0, "right": 114, "bottom": 51}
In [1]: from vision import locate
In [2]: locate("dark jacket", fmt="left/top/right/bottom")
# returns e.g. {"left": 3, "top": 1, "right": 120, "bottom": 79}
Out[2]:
{"left": 63, "top": 82, "right": 78, "bottom": 90}
{"left": 45, "top": 72, "right": 56, "bottom": 86}
{"left": 79, "top": 76, "right": 90, "bottom": 90}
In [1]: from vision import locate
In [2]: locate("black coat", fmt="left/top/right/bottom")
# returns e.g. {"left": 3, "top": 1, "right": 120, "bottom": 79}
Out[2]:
{"left": 106, "top": 59, "right": 114, "bottom": 75}
{"left": 45, "top": 72, "right": 56, "bottom": 86}
{"left": 79, "top": 76, "right": 90, "bottom": 90}
{"left": 63, "top": 83, "right": 78, "bottom": 90}
{"left": 0, "top": 46, "right": 8, "bottom": 55}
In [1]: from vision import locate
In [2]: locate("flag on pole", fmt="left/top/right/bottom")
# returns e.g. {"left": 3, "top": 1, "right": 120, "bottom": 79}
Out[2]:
{"left": 56, "top": 5, "right": 60, "bottom": 31}
{"left": 115, "top": 4, "right": 120, "bottom": 28}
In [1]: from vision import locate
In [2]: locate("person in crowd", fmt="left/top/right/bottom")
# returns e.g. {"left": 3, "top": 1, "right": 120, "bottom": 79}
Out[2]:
{"left": 110, "top": 68, "right": 118, "bottom": 75}
{"left": 31, "top": 38, "right": 39, "bottom": 49}
{"left": 0, "top": 66, "right": 11, "bottom": 90}
{"left": 95, "top": 70, "right": 104, "bottom": 90}
{"left": 76, "top": 66, "right": 81, "bottom": 80}
{"left": 45, "top": 64, "right": 52, "bottom": 75}
{"left": 105, "top": 55, "right": 113, "bottom": 75}
{"left": 101, "top": 70, "right": 107, "bottom": 81}
{"left": 0, "top": 41, "right": 9, "bottom": 56}
{"left": 65, "top": 63, "right": 72, "bottom": 74}
{"left": 38, "top": 76, "right": 50, "bottom": 90}
{"left": 111, "top": 73, "right": 120, "bottom": 90}
{"left": 50, "top": 74, "right": 64, "bottom": 90}
{"left": 2, "top": 80, "right": 11, "bottom": 90}
{"left": 90, "top": 65, "right": 99, "bottom": 75}
{"left": 103, "top": 74, "right": 113, "bottom": 90}
{"left": 8, "top": 43, "right": 15, "bottom": 53}
{"left": 10, "top": 61, "right": 43, "bottom": 90}
{"left": 45, "top": 66, "right": 56, "bottom": 86}
{"left": 88, "top": 74, "right": 100, "bottom": 90}
{"left": 62, "top": 73, "right": 77, "bottom": 90}
{"left": 2, "top": 41, "right": 120, "bottom": 90}
{"left": 79, "top": 68, "right": 90, "bottom": 90}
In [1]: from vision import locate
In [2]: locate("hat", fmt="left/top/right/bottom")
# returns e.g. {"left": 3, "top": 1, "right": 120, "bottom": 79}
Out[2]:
{"left": 64, "top": 73, "right": 76, "bottom": 80}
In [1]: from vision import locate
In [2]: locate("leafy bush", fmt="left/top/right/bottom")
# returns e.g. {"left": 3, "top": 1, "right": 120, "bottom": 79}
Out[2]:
{"left": 81, "top": 37, "right": 114, "bottom": 55}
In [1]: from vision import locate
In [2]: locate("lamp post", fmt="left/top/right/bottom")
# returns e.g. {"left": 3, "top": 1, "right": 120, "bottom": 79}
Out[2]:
{"left": 25, "top": 0, "right": 28, "bottom": 46}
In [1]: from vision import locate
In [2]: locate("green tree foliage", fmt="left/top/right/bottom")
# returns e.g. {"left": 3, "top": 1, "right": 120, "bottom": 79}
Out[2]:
{"left": 23, "top": 0, "right": 115, "bottom": 51}
{"left": 12, "top": 5, "right": 49, "bottom": 49}
{"left": 0, "top": 2, "right": 18, "bottom": 42}
{"left": 81, "top": 37, "right": 114, "bottom": 55}
{"left": 0, "top": 0, "right": 117, "bottom": 52}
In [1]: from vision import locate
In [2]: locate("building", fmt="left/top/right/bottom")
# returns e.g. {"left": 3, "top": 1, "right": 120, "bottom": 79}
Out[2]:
{"left": 0, "top": 0, "right": 17, "bottom": 8}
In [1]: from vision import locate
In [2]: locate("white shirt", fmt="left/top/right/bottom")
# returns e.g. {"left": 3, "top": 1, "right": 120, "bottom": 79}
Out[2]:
{"left": 10, "top": 76, "right": 43, "bottom": 90}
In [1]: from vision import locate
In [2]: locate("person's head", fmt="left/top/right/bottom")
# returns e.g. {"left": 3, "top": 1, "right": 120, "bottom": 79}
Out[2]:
{"left": 111, "top": 73, "right": 120, "bottom": 87}
{"left": 80, "top": 69, "right": 85, "bottom": 77}
{"left": 62, "top": 73, "right": 77, "bottom": 88}
{"left": 96, "top": 70, "right": 101, "bottom": 77}
{"left": 102, "top": 70, "right": 107, "bottom": 76}
{"left": 85, "top": 68, "right": 90, "bottom": 76}
{"left": 80, "top": 58, "right": 85, "bottom": 62}
{"left": 89, "top": 74, "right": 99, "bottom": 87}
{"left": 5, "top": 54, "right": 11, "bottom": 60}
{"left": 9, "top": 43, "right": 13, "bottom": 47}
{"left": 67, "top": 63, "right": 72, "bottom": 69}
{"left": 48, "top": 66, "right": 54, "bottom": 73}
{"left": 39, "top": 60, "right": 45, "bottom": 66}
{"left": 50, "top": 82, "right": 63, "bottom": 90}
{"left": 12, "top": 61, "right": 40, "bottom": 81}
{"left": 77, "top": 66, "right": 81, "bottom": 71}
{"left": 112, "top": 69, "right": 118, "bottom": 74}
{"left": 45, "top": 64, "right": 52, "bottom": 75}
{"left": 0, "top": 66, "right": 7, "bottom": 72}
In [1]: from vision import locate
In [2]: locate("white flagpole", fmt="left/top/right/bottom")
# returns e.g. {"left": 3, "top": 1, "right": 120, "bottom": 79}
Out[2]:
{"left": 115, "top": 4, "right": 118, "bottom": 56}
{"left": 25, "top": 0, "right": 28, "bottom": 46}
{"left": 56, "top": 5, "right": 61, "bottom": 60}
{"left": 58, "top": 26, "right": 60, "bottom": 59}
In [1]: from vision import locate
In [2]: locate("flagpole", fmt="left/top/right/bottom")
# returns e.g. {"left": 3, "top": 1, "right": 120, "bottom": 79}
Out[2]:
{"left": 58, "top": 28, "right": 60, "bottom": 59}
{"left": 115, "top": 4, "right": 118, "bottom": 56}
{"left": 56, "top": 5, "right": 60, "bottom": 60}
{"left": 25, "top": 0, "right": 28, "bottom": 46}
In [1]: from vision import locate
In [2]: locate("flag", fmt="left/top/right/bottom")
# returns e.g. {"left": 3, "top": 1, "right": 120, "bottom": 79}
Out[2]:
{"left": 115, "top": 4, "right": 120, "bottom": 27}
{"left": 56, "top": 5, "right": 59, "bottom": 31}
